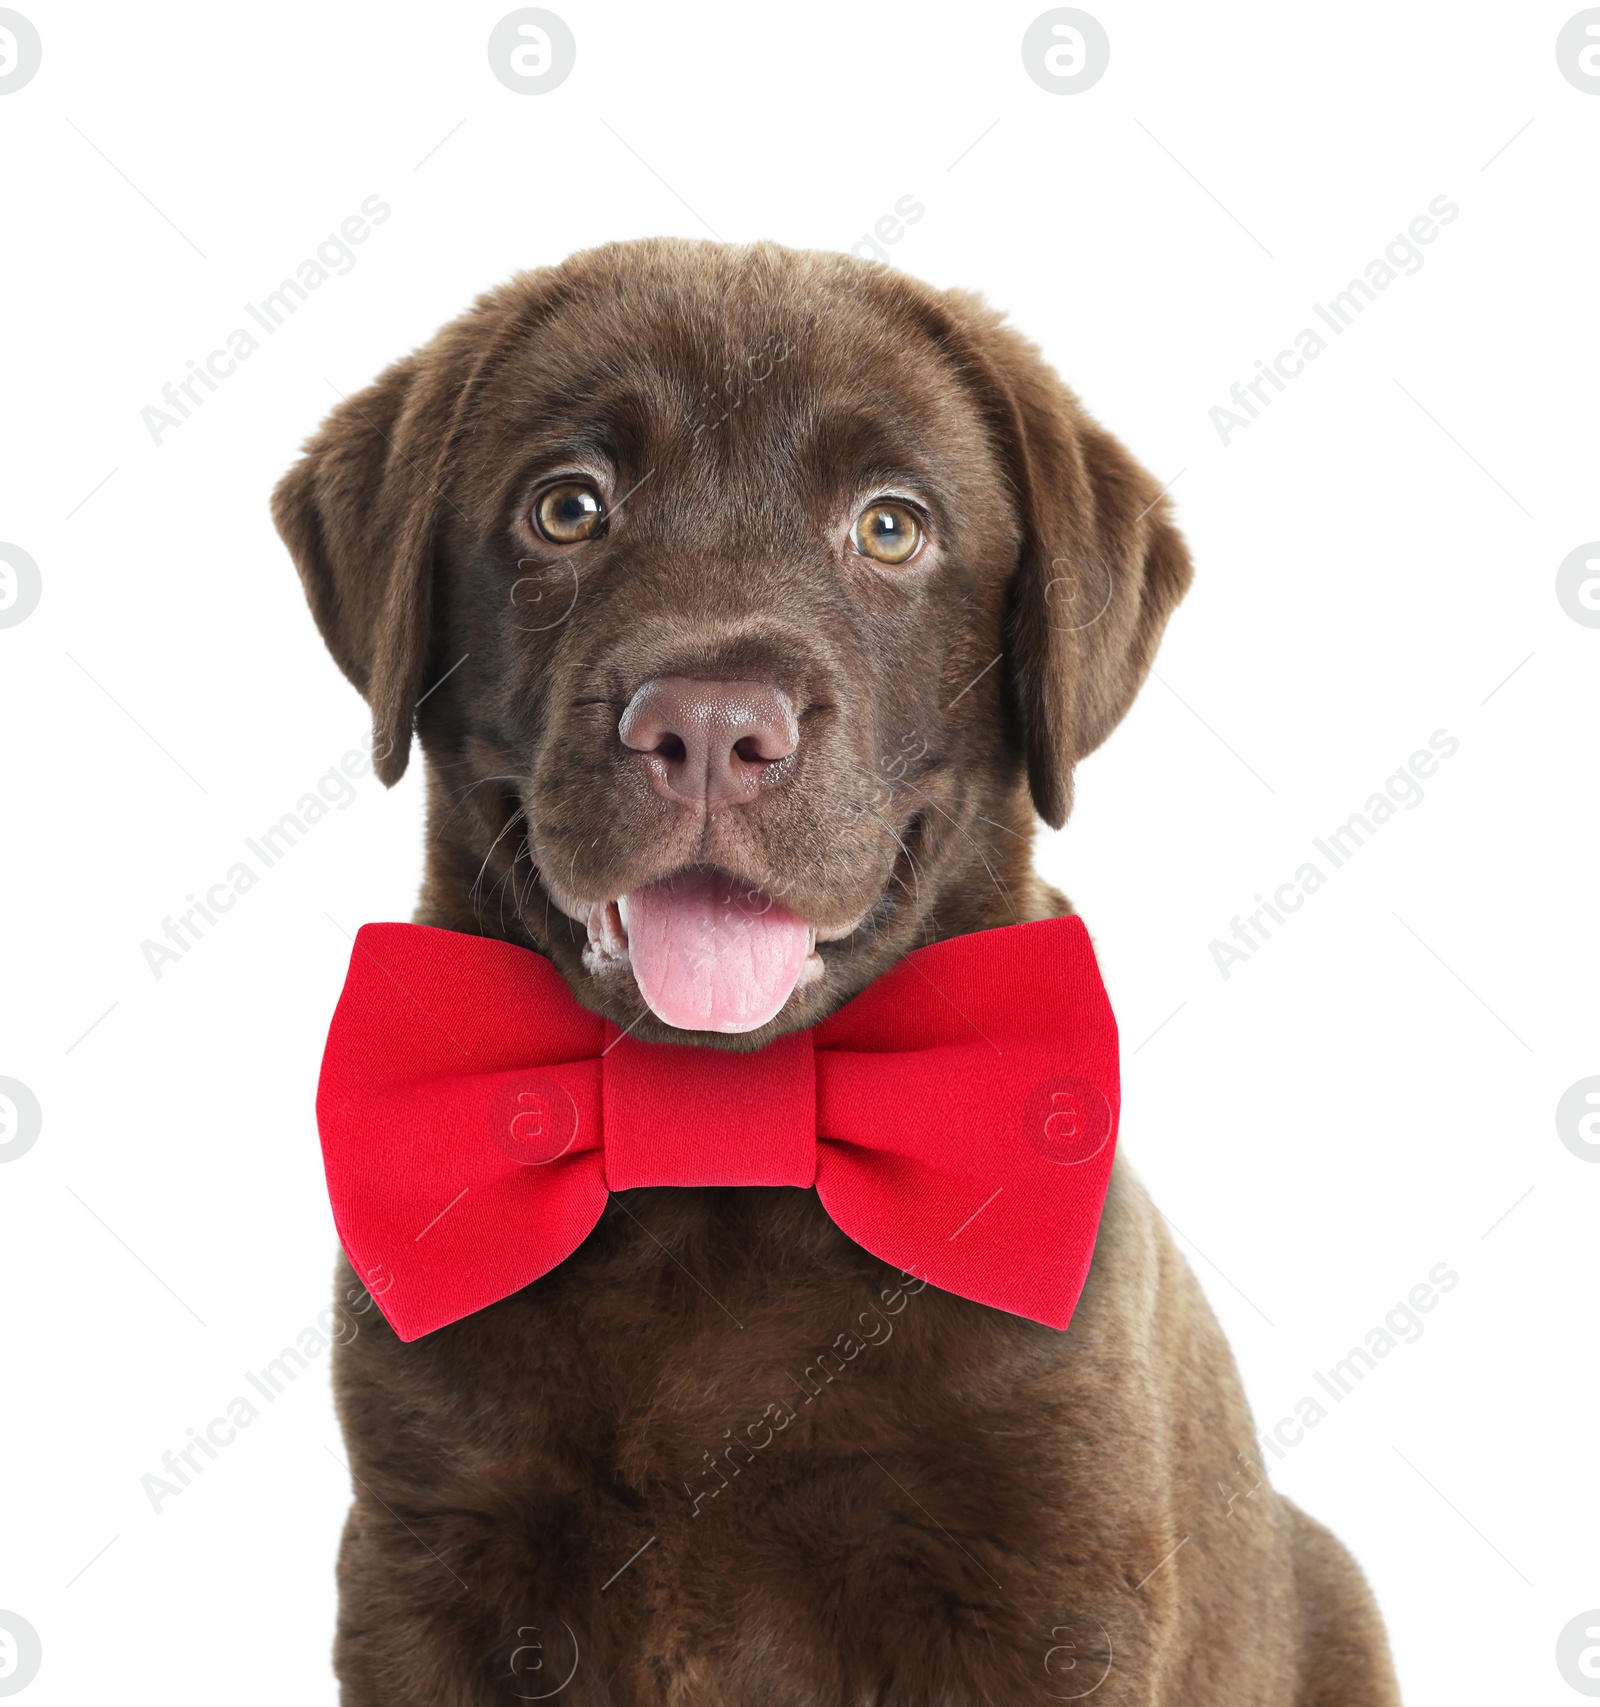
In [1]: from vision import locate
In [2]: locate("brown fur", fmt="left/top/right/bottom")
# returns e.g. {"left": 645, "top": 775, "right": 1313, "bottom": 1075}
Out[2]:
{"left": 274, "top": 238, "right": 1400, "bottom": 1705}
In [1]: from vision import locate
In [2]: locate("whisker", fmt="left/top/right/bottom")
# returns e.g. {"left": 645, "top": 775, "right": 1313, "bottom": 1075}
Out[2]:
{"left": 430, "top": 771, "right": 532, "bottom": 837}
{"left": 469, "top": 804, "right": 527, "bottom": 920}
{"left": 866, "top": 805, "right": 920, "bottom": 904}
{"left": 897, "top": 790, "right": 1018, "bottom": 924}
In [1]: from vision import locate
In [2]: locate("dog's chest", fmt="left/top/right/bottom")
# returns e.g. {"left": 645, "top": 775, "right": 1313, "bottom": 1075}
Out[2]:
{"left": 334, "top": 1189, "right": 1124, "bottom": 1697}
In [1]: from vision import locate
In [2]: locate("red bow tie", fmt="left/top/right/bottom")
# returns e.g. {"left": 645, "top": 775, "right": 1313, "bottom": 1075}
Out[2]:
{"left": 317, "top": 916, "right": 1120, "bottom": 1341}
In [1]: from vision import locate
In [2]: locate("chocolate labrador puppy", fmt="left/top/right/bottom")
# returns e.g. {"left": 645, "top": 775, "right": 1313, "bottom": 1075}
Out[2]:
{"left": 274, "top": 239, "right": 1400, "bottom": 1705}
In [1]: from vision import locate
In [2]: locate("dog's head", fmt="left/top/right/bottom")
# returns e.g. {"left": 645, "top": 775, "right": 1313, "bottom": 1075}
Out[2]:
{"left": 274, "top": 239, "right": 1189, "bottom": 1044}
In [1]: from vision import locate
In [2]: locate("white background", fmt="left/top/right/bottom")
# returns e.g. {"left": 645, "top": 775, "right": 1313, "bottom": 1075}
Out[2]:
{"left": 2, "top": 2, "right": 1597, "bottom": 1701}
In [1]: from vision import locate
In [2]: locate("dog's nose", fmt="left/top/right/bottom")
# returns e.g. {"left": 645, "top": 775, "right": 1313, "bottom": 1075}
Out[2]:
{"left": 619, "top": 677, "right": 799, "bottom": 811}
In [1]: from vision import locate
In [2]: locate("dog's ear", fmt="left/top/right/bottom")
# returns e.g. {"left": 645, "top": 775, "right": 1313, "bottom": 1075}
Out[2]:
{"left": 944, "top": 298, "right": 1193, "bottom": 829}
{"left": 270, "top": 296, "right": 513, "bottom": 785}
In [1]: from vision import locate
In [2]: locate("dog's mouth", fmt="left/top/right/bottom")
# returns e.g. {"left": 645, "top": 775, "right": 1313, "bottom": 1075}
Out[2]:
{"left": 577, "top": 866, "right": 860, "bottom": 1034}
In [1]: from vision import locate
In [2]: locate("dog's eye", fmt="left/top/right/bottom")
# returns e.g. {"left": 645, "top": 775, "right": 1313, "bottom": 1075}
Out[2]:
{"left": 533, "top": 482, "right": 606, "bottom": 543}
{"left": 851, "top": 501, "right": 922, "bottom": 566}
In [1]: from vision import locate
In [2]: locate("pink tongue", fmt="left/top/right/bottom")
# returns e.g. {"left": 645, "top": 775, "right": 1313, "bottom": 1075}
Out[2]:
{"left": 622, "top": 869, "right": 811, "bottom": 1033}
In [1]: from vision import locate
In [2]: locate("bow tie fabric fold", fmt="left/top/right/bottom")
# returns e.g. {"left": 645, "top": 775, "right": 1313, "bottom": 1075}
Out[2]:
{"left": 316, "top": 916, "right": 1121, "bottom": 1341}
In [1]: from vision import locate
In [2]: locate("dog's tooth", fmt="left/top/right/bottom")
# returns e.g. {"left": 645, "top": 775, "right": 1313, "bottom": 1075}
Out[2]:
{"left": 582, "top": 899, "right": 629, "bottom": 960}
